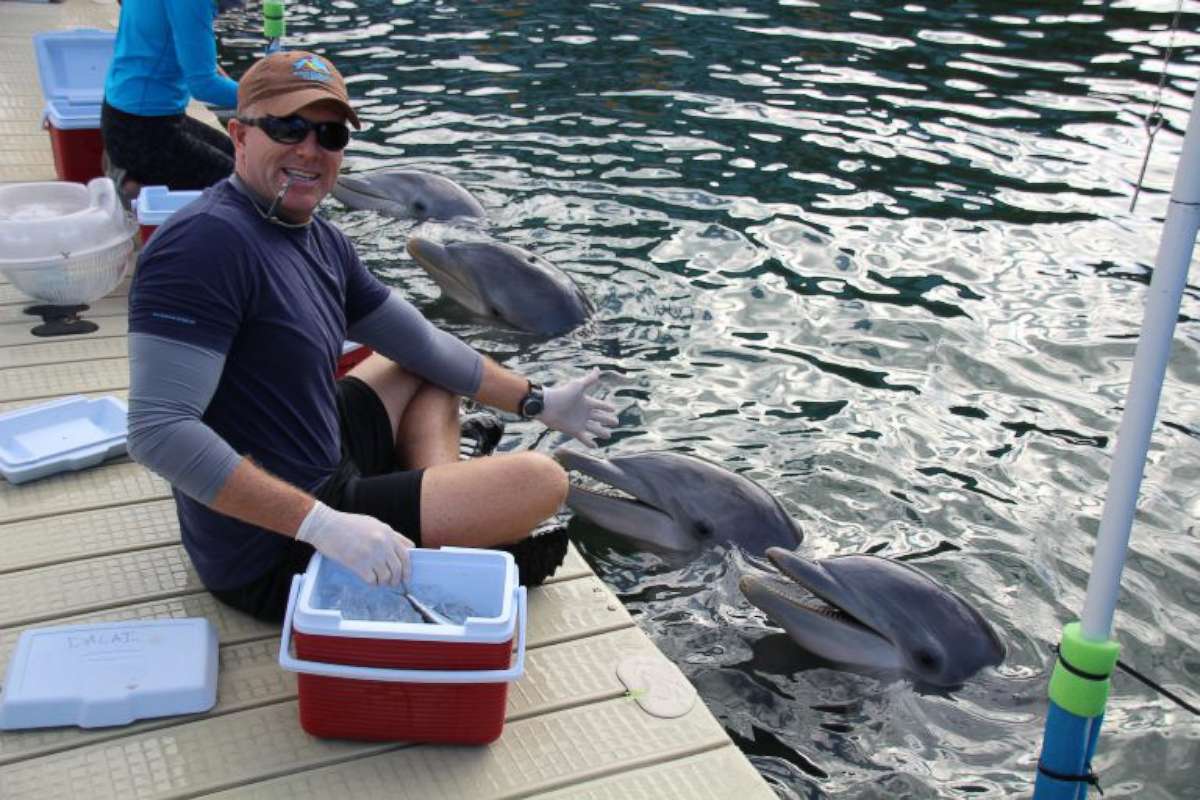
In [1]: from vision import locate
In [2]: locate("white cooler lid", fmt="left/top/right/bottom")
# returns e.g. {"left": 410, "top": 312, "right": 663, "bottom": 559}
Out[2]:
{"left": 0, "top": 618, "right": 218, "bottom": 730}
{"left": 32, "top": 28, "right": 114, "bottom": 107}
{"left": 294, "top": 549, "right": 519, "bottom": 644}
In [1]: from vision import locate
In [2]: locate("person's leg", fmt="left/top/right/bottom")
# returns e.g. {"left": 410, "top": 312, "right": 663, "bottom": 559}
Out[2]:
{"left": 209, "top": 537, "right": 316, "bottom": 623}
{"left": 344, "top": 450, "right": 569, "bottom": 584}
{"left": 347, "top": 354, "right": 569, "bottom": 540}
{"left": 101, "top": 102, "right": 233, "bottom": 190}
{"left": 344, "top": 353, "right": 571, "bottom": 582}
{"left": 419, "top": 453, "right": 568, "bottom": 547}
{"left": 347, "top": 353, "right": 460, "bottom": 467}
{"left": 181, "top": 114, "right": 235, "bottom": 158}
{"left": 150, "top": 116, "right": 233, "bottom": 189}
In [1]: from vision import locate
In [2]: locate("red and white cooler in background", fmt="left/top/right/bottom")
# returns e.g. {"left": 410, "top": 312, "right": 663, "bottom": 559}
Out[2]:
{"left": 133, "top": 186, "right": 201, "bottom": 243}
{"left": 33, "top": 29, "right": 114, "bottom": 184}
{"left": 278, "top": 549, "right": 527, "bottom": 743}
{"left": 335, "top": 340, "right": 373, "bottom": 378}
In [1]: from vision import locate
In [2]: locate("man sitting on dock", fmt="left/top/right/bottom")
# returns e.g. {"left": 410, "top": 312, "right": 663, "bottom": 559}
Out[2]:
{"left": 125, "top": 51, "right": 618, "bottom": 623}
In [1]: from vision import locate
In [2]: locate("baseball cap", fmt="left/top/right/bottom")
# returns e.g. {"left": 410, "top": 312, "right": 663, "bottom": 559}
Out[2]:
{"left": 237, "top": 50, "right": 361, "bottom": 129}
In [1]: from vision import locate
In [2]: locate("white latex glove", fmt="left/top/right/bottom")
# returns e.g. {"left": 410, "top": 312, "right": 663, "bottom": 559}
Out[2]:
{"left": 295, "top": 500, "right": 413, "bottom": 586}
{"left": 538, "top": 368, "right": 619, "bottom": 447}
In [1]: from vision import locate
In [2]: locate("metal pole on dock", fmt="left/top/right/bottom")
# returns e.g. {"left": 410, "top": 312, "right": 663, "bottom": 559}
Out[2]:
{"left": 1033, "top": 89, "right": 1200, "bottom": 798}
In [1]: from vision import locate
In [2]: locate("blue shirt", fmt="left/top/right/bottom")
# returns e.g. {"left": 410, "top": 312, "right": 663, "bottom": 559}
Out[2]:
{"left": 105, "top": 0, "right": 239, "bottom": 116}
{"left": 128, "top": 180, "right": 390, "bottom": 588}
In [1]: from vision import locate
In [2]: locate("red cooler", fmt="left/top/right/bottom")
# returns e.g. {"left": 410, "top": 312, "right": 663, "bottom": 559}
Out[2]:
{"left": 44, "top": 103, "right": 104, "bottom": 183}
{"left": 33, "top": 29, "right": 115, "bottom": 183}
{"left": 278, "top": 549, "right": 527, "bottom": 743}
{"left": 335, "top": 340, "right": 373, "bottom": 377}
{"left": 133, "top": 186, "right": 202, "bottom": 243}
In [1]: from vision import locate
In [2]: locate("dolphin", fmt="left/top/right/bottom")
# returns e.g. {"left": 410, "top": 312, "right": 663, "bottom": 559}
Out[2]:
{"left": 333, "top": 170, "right": 486, "bottom": 221}
{"left": 406, "top": 236, "right": 594, "bottom": 336}
{"left": 555, "top": 449, "right": 803, "bottom": 556}
{"left": 739, "top": 547, "right": 1005, "bottom": 687}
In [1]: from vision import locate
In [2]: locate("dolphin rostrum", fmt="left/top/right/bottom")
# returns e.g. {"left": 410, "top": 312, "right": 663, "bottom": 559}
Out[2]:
{"left": 554, "top": 449, "right": 803, "bottom": 556}
{"left": 406, "top": 236, "right": 594, "bottom": 336}
{"left": 333, "top": 170, "right": 486, "bottom": 222}
{"left": 740, "top": 547, "right": 1005, "bottom": 687}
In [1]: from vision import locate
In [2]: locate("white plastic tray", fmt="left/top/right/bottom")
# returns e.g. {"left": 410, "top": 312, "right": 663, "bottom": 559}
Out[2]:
{"left": 0, "top": 618, "right": 218, "bottom": 729}
{"left": 133, "top": 185, "right": 202, "bottom": 225}
{"left": 0, "top": 395, "right": 128, "bottom": 484}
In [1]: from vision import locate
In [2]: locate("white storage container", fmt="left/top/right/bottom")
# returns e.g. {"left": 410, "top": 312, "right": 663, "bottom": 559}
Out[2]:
{"left": 0, "top": 178, "right": 136, "bottom": 305}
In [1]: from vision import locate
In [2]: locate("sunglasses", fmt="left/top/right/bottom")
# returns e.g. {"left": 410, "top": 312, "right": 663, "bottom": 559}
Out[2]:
{"left": 237, "top": 114, "right": 351, "bottom": 152}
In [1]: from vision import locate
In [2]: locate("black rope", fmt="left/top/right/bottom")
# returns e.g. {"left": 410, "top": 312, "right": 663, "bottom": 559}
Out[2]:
{"left": 1037, "top": 761, "right": 1104, "bottom": 795}
{"left": 1055, "top": 647, "right": 1110, "bottom": 683}
{"left": 1052, "top": 645, "right": 1200, "bottom": 716}
{"left": 1115, "top": 659, "right": 1200, "bottom": 717}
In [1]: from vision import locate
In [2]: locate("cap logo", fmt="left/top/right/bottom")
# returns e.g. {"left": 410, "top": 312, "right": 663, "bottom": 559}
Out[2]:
{"left": 291, "top": 55, "right": 333, "bottom": 84}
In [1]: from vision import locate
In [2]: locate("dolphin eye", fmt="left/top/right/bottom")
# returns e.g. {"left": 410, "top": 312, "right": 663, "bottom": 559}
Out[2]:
{"left": 914, "top": 650, "right": 939, "bottom": 671}
{"left": 694, "top": 520, "right": 714, "bottom": 538}
{"left": 413, "top": 201, "right": 427, "bottom": 214}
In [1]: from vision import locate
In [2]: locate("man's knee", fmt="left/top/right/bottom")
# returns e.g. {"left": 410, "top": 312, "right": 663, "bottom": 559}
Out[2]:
{"left": 412, "top": 381, "right": 459, "bottom": 417}
{"left": 511, "top": 451, "right": 568, "bottom": 508}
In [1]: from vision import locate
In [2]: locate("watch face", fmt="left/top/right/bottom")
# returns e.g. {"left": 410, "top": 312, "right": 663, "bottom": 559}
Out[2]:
{"left": 522, "top": 396, "right": 544, "bottom": 417}
{"left": 520, "top": 383, "right": 545, "bottom": 418}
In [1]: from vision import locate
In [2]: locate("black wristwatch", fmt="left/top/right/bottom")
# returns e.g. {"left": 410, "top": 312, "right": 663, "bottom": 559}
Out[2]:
{"left": 518, "top": 381, "right": 545, "bottom": 419}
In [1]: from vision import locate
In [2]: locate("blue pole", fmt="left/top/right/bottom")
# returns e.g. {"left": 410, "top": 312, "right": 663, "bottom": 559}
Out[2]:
{"left": 1035, "top": 704, "right": 1103, "bottom": 799}
{"left": 1033, "top": 624, "right": 1120, "bottom": 799}
{"left": 1033, "top": 86, "right": 1200, "bottom": 799}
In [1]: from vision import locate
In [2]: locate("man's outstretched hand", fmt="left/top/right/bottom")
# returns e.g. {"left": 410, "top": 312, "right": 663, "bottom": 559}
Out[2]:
{"left": 539, "top": 368, "right": 619, "bottom": 447}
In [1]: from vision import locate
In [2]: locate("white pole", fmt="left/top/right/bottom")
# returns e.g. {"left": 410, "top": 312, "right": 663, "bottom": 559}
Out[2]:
{"left": 1080, "top": 90, "right": 1200, "bottom": 641}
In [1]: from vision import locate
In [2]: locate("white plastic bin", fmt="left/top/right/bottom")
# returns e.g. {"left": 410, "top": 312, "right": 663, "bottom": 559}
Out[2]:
{"left": 133, "top": 186, "right": 202, "bottom": 242}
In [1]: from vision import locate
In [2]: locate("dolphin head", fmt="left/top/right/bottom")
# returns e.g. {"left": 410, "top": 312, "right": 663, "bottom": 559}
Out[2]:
{"left": 740, "top": 548, "right": 1005, "bottom": 687}
{"left": 406, "top": 236, "right": 593, "bottom": 335}
{"left": 333, "top": 170, "right": 486, "bottom": 221}
{"left": 555, "top": 449, "right": 803, "bottom": 556}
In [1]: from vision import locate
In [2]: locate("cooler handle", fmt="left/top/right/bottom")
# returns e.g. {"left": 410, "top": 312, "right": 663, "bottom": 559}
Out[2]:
{"left": 87, "top": 177, "right": 122, "bottom": 226}
{"left": 277, "top": 576, "right": 528, "bottom": 684}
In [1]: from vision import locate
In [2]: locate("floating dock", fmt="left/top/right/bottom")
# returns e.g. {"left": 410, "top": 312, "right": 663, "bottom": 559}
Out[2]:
{"left": 0, "top": 2, "right": 777, "bottom": 797}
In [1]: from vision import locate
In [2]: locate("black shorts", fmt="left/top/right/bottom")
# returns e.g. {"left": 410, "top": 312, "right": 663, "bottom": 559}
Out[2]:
{"left": 210, "top": 377, "right": 425, "bottom": 623}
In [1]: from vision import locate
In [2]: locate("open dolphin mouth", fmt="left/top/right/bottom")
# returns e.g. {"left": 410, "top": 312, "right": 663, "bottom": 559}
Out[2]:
{"left": 739, "top": 565, "right": 887, "bottom": 643}
{"left": 405, "top": 237, "right": 487, "bottom": 312}
{"left": 554, "top": 449, "right": 698, "bottom": 552}
{"left": 334, "top": 176, "right": 386, "bottom": 201}
{"left": 739, "top": 548, "right": 904, "bottom": 670}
